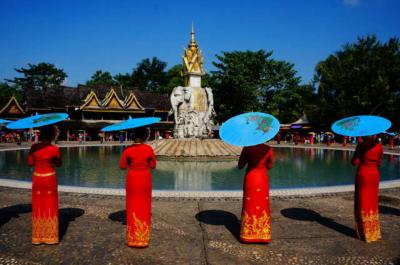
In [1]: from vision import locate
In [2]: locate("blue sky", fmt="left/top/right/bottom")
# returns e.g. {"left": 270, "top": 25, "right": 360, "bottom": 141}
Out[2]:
{"left": 0, "top": 0, "right": 399, "bottom": 86}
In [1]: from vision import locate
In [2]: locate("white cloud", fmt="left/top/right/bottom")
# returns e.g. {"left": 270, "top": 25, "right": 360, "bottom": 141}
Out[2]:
{"left": 343, "top": 0, "right": 360, "bottom": 6}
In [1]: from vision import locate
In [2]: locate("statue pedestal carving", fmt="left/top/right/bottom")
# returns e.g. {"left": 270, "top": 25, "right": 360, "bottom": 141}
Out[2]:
{"left": 170, "top": 86, "right": 215, "bottom": 138}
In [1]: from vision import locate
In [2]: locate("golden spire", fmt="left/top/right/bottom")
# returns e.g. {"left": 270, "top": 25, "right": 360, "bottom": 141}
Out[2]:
{"left": 182, "top": 23, "right": 204, "bottom": 78}
{"left": 190, "top": 22, "right": 196, "bottom": 47}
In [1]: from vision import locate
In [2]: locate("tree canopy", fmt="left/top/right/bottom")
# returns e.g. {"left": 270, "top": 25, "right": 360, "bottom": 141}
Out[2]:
{"left": 6, "top": 63, "right": 67, "bottom": 97}
{"left": 85, "top": 58, "right": 182, "bottom": 95}
{"left": 266, "top": 84, "right": 318, "bottom": 124}
{"left": 164, "top": 64, "right": 184, "bottom": 92}
{"left": 210, "top": 50, "right": 302, "bottom": 122}
{"left": 0, "top": 82, "right": 23, "bottom": 102}
{"left": 314, "top": 35, "right": 400, "bottom": 128}
{"left": 86, "top": 70, "right": 117, "bottom": 87}
{"left": 131, "top": 57, "right": 168, "bottom": 92}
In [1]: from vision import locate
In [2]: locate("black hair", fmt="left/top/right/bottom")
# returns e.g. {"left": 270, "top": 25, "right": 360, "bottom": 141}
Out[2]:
{"left": 39, "top": 125, "right": 57, "bottom": 141}
{"left": 358, "top": 135, "right": 378, "bottom": 153}
{"left": 133, "top": 126, "right": 148, "bottom": 142}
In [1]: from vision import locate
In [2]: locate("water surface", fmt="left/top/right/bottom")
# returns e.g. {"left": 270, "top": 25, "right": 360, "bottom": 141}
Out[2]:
{"left": 0, "top": 146, "right": 398, "bottom": 190}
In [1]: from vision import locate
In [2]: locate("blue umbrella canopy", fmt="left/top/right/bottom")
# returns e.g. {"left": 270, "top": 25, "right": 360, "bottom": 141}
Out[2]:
{"left": 0, "top": 118, "right": 11, "bottom": 124}
{"left": 6, "top": 113, "right": 68, "bottom": 129}
{"left": 101, "top": 117, "right": 161, "bottom": 132}
{"left": 385, "top": 131, "right": 397, "bottom": 136}
{"left": 331, "top": 115, "right": 391, "bottom": 137}
{"left": 220, "top": 112, "right": 281, "bottom": 147}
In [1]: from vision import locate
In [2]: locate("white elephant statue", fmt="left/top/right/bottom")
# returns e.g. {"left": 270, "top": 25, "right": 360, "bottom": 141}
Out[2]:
{"left": 169, "top": 85, "right": 215, "bottom": 138}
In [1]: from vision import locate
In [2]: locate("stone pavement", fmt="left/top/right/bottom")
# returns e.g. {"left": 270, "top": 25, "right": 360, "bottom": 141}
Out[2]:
{"left": 0, "top": 187, "right": 399, "bottom": 265}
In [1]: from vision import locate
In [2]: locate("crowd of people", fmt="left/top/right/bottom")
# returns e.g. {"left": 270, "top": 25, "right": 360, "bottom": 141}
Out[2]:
{"left": 275, "top": 132, "right": 400, "bottom": 149}
{"left": 2, "top": 128, "right": 400, "bottom": 150}
{"left": 0, "top": 129, "right": 40, "bottom": 144}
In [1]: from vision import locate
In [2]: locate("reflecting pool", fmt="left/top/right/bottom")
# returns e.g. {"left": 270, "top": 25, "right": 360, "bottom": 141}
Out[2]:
{"left": 0, "top": 146, "right": 399, "bottom": 190}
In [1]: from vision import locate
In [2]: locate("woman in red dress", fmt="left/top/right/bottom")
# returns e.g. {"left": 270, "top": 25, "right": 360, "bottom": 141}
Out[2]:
{"left": 28, "top": 125, "right": 61, "bottom": 245}
{"left": 388, "top": 136, "right": 394, "bottom": 150}
{"left": 351, "top": 136, "right": 383, "bottom": 243}
{"left": 342, "top": 136, "right": 348, "bottom": 147}
{"left": 238, "top": 143, "right": 273, "bottom": 243}
{"left": 119, "top": 127, "right": 156, "bottom": 247}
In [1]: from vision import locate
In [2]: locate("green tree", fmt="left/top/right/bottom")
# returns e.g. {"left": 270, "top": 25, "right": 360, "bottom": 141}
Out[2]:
{"left": 7, "top": 63, "right": 67, "bottom": 97}
{"left": 211, "top": 50, "right": 301, "bottom": 122}
{"left": 114, "top": 73, "right": 135, "bottom": 97}
{"left": 201, "top": 73, "right": 212, "bottom": 88}
{"left": 267, "top": 84, "right": 318, "bottom": 123}
{"left": 163, "top": 64, "right": 212, "bottom": 94}
{"left": 86, "top": 70, "right": 117, "bottom": 87}
{"left": 315, "top": 35, "right": 400, "bottom": 128}
{"left": 131, "top": 57, "right": 168, "bottom": 93}
{"left": 0, "top": 82, "right": 23, "bottom": 102}
{"left": 164, "top": 64, "right": 183, "bottom": 93}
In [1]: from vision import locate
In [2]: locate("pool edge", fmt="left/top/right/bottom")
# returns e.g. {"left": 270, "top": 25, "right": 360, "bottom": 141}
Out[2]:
{"left": 0, "top": 178, "right": 399, "bottom": 198}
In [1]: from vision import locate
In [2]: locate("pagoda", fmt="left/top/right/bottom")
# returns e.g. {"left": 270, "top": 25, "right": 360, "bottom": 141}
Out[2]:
{"left": 169, "top": 25, "right": 215, "bottom": 138}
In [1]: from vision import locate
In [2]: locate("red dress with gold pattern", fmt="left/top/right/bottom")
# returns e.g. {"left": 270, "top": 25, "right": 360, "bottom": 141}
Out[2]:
{"left": 351, "top": 140, "right": 383, "bottom": 243}
{"left": 238, "top": 144, "right": 273, "bottom": 243}
{"left": 120, "top": 143, "right": 156, "bottom": 247}
{"left": 28, "top": 142, "right": 61, "bottom": 244}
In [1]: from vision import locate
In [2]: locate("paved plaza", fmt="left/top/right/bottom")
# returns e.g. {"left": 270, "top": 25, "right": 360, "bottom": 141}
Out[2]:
{"left": 0, "top": 186, "right": 399, "bottom": 265}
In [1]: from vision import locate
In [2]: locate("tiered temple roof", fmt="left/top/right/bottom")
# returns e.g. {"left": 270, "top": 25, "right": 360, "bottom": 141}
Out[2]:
{"left": 80, "top": 88, "right": 145, "bottom": 112}
{"left": 80, "top": 90, "right": 103, "bottom": 110}
{"left": 0, "top": 96, "right": 25, "bottom": 117}
{"left": 0, "top": 85, "right": 171, "bottom": 120}
{"left": 124, "top": 92, "right": 145, "bottom": 111}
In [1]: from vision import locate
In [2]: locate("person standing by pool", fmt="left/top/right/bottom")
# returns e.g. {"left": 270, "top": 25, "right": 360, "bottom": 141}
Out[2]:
{"left": 351, "top": 135, "right": 383, "bottom": 243}
{"left": 342, "top": 136, "right": 347, "bottom": 147}
{"left": 28, "top": 125, "right": 61, "bottom": 245}
{"left": 34, "top": 130, "right": 39, "bottom": 143}
{"left": 388, "top": 135, "right": 394, "bottom": 150}
{"left": 238, "top": 143, "right": 273, "bottom": 243}
{"left": 219, "top": 112, "right": 280, "bottom": 244}
{"left": 119, "top": 126, "right": 156, "bottom": 247}
{"left": 309, "top": 133, "right": 315, "bottom": 145}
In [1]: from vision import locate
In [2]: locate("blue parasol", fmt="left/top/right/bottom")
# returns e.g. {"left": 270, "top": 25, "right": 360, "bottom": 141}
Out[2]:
{"left": 220, "top": 112, "right": 281, "bottom": 147}
{"left": 0, "top": 118, "right": 11, "bottom": 124}
{"left": 331, "top": 115, "right": 391, "bottom": 137}
{"left": 6, "top": 113, "right": 68, "bottom": 129}
{"left": 385, "top": 131, "right": 397, "bottom": 136}
{"left": 101, "top": 117, "right": 161, "bottom": 132}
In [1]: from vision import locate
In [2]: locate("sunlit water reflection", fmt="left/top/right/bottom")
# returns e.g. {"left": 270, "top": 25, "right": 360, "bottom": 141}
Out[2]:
{"left": 0, "top": 146, "right": 398, "bottom": 190}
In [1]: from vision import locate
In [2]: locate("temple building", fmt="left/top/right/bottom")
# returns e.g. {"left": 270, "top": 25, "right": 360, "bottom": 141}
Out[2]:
{"left": 0, "top": 96, "right": 25, "bottom": 121}
{"left": 0, "top": 85, "right": 172, "bottom": 140}
{"left": 0, "top": 26, "right": 218, "bottom": 140}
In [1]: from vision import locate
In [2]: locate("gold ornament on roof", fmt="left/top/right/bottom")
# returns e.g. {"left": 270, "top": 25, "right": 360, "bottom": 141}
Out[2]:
{"left": 182, "top": 24, "right": 204, "bottom": 76}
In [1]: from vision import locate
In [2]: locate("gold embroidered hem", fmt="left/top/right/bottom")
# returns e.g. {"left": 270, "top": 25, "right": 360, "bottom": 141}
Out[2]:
{"left": 32, "top": 239, "right": 59, "bottom": 245}
{"left": 240, "top": 210, "right": 271, "bottom": 240}
{"left": 355, "top": 210, "right": 381, "bottom": 243}
{"left": 32, "top": 214, "right": 59, "bottom": 244}
{"left": 127, "top": 241, "right": 149, "bottom": 247}
{"left": 33, "top": 171, "right": 56, "bottom": 177}
{"left": 127, "top": 213, "right": 150, "bottom": 246}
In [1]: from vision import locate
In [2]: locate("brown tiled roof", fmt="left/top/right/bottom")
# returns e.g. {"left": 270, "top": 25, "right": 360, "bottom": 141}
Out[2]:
{"left": 63, "top": 85, "right": 87, "bottom": 106}
{"left": 24, "top": 89, "right": 65, "bottom": 109}
{"left": 131, "top": 90, "right": 170, "bottom": 110}
{"left": 22, "top": 85, "right": 171, "bottom": 111}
